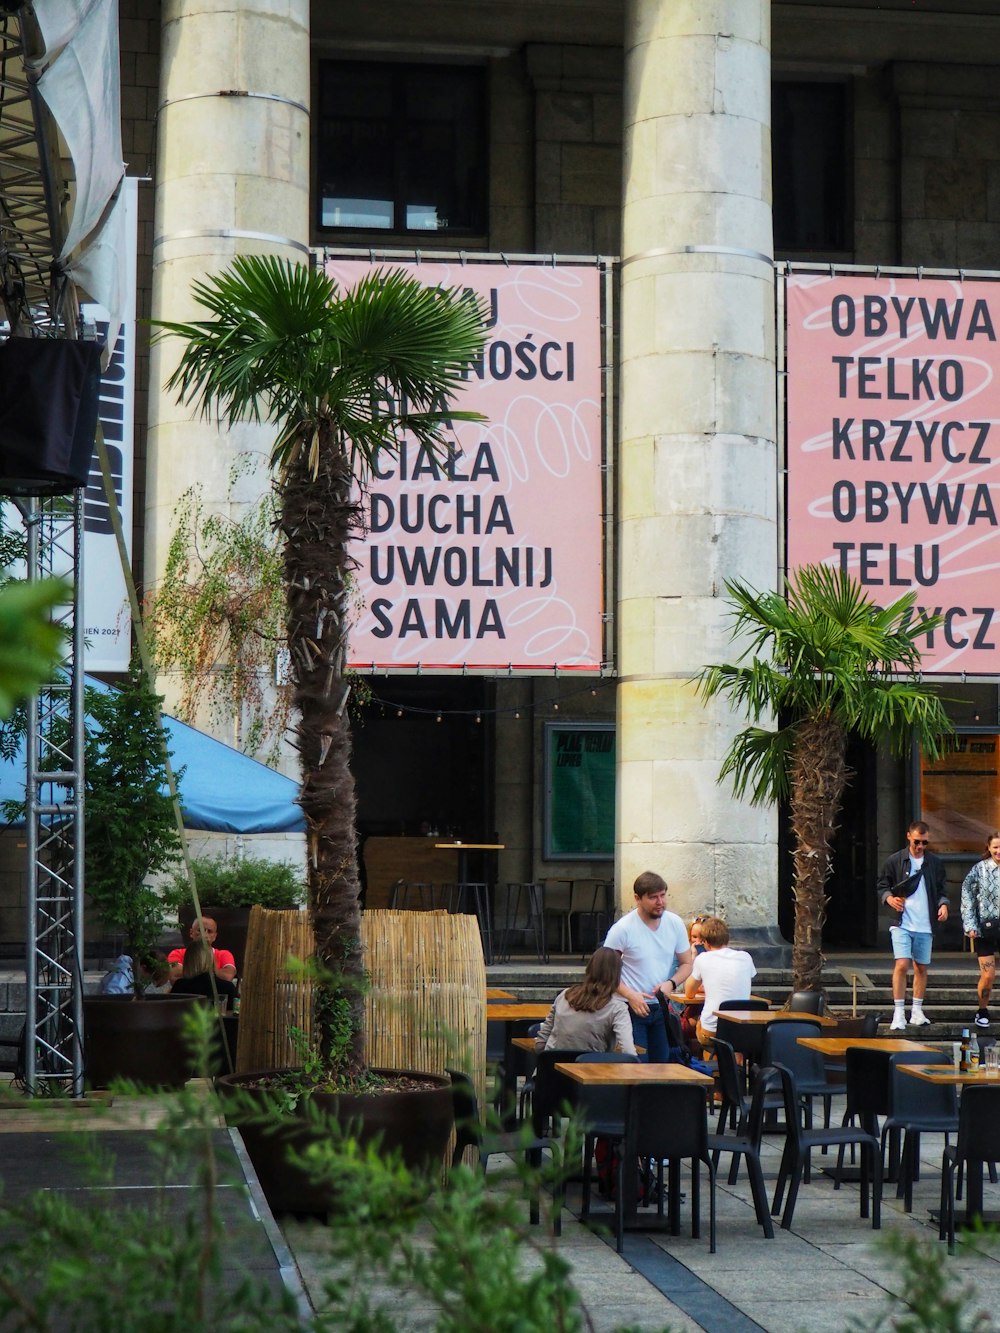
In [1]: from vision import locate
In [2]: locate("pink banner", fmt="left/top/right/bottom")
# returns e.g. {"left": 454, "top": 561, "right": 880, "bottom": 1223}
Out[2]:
{"left": 787, "top": 271, "right": 1000, "bottom": 673}
{"left": 326, "top": 258, "right": 605, "bottom": 672}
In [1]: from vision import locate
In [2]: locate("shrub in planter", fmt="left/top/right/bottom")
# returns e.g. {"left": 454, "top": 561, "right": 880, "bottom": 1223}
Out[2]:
{"left": 166, "top": 853, "right": 304, "bottom": 974}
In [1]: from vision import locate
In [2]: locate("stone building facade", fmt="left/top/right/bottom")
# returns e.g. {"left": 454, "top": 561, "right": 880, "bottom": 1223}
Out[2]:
{"left": 104, "top": 0, "right": 1000, "bottom": 955}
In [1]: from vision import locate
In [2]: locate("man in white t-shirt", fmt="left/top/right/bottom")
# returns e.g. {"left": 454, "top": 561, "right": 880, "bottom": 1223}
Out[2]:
{"left": 604, "top": 870, "right": 693, "bottom": 1062}
{"left": 684, "top": 916, "right": 756, "bottom": 1051}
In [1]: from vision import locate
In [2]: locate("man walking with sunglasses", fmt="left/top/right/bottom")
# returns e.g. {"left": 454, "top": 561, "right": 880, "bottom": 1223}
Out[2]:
{"left": 877, "top": 821, "right": 949, "bottom": 1030}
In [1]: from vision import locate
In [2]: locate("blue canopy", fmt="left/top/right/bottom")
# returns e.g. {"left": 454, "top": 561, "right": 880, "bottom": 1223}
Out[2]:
{"left": 0, "top": 677, "right": 305, "bottom": 835}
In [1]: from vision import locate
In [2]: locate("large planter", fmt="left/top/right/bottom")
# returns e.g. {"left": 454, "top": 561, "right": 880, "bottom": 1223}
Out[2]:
{"left": 218, "top": 1066, "right": 454, "bottom": 1215}
{"left": 83, "top": 993, "right": 204, "bottom": 1089}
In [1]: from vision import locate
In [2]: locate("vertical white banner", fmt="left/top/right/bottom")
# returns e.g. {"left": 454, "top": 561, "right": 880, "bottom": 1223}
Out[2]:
{"left": 80, "top": 177, "right": 137, "bottom": 671}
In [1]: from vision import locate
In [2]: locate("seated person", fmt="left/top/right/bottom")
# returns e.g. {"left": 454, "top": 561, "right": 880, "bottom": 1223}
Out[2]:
{"left": 678, "top": 913, "right": 709, "bottom": 1052}
{"left": 684, "top": 916, "right": 756, "bottom": 1053}
{"left": 534, "top": 947, "right": 636, "bottom": 1055}
{"left": 167, "top": 916, "right": 237, "bottom": 984}
{"left": 99, "top": 949, "right": 171, "bottom": 996}
{"left": 170, "top": 939, "right": 239, "bottom": 1006}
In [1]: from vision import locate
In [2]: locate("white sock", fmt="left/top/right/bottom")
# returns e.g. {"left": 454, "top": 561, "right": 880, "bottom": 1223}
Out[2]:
{"left": 912, "top": 998, "right": 924, "bottom": 1014}
{"left": 894, "top": 999, "right": 905, "bottom": 1016}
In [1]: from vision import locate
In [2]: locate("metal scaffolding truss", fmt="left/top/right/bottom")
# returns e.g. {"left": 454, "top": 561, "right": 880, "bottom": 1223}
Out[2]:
{"left": 11, "top": 493, "right": 85, "bottom": 1094}
{"left": 0, "top": 7, "right": 73, "bottom": 335}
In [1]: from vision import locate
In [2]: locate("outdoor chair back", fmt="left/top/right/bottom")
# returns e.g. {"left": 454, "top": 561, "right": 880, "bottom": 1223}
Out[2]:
{"left": 615, "top": 1081, "right": 716, "bottom": 1254}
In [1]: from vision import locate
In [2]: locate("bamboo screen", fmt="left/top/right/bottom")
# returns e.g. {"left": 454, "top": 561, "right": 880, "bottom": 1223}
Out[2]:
{"left": 362, "top": 910, "right": 487, "bottom": 1101}
{"left": 237, "top": 907, "right": 487, "bottom": 1100}
{"left": 236, "top": 906, "right": 314, "bottom": 1073}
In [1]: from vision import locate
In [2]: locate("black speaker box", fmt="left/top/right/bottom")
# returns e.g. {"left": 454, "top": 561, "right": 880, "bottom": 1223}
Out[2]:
{"left": 0, "top": 337, "right": 103, "bottom": 495}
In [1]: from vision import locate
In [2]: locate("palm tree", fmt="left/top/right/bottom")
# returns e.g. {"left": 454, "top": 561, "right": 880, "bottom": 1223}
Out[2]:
{"left": 696, "top": 563, "right": 953, "bottom": 993}
{"left": 154, "top": 256, "right": 485, "bottom": 1073}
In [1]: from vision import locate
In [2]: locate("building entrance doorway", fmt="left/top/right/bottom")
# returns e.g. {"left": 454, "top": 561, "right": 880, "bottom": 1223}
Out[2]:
{"left": 351, "top": 678, "right": 494, "bottom": 907}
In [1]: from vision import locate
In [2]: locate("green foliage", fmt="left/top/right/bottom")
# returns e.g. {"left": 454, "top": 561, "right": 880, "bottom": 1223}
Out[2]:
{"left": 145, "top": 467, "right": 290, "bottom": 764}
{"left": 696, "top": 563, "right": 955, "bottom": 808}
{"left": 0, "top": 576, "right": 69, "bottom": 720}
{"left": 164, "top": 851, "right": 304, "bottom": 912}
{"left": 859, "top": 1228, "right": 995, "bottom": 1332}
{"left": 154, "top": 257, "right": 487, "bottom": 474}
{"left": 0, "top": 1006, "right": 303, "bottom": 1332}
{"left": 82, "top": 666, "right": 183, "bottom": 990}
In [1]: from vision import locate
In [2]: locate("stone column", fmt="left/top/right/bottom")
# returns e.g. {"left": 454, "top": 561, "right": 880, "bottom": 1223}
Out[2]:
{"left": 144, "top": 0, "right": 310, "bottom": 738}
{"left": 617, "top": 0, "right": 778, "bottom": 936}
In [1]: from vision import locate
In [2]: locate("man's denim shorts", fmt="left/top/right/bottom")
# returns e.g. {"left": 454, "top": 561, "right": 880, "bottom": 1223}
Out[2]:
{"left": 890, "top": 925, "right": 933, "bottom": 965}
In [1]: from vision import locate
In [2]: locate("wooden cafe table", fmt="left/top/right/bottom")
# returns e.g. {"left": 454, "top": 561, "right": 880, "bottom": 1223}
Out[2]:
{"left": 899, "top": 1063, "right": 1000, "bottom": 1224}
{"left": 557, "top": 1061, "right": 715, "bottom": 1231}
{"left": 797, "top": 1036, "right": 936, "bottom": 1182}
{"left": 716, "top": 1008, "right": 837, "bottom": 1084}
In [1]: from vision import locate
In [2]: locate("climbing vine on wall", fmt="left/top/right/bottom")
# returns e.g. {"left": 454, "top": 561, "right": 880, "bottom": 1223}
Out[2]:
{"left": 144, "top": 461, "right": 290, "bottom": 763}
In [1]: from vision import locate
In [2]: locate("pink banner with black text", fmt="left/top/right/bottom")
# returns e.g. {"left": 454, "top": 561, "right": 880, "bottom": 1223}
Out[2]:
{"left": 325, "top": 257, "right": 605, "bottom": 672}
{"left": 786, "top": 270, "right": 1000, "bottom": 673}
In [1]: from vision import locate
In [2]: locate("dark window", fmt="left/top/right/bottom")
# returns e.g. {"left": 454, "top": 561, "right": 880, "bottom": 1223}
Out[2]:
{"left": 317, "top": 61, "right": 487, "bottom": 236}
{"left": 772, "top": 81, "right": 850, "bottom": 253}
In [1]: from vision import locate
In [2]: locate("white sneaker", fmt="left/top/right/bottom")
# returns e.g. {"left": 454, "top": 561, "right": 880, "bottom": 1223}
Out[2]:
{"left": 908, "top": 1010, "right": 931, "bottom": 1026}
{"left": 889, "top": 1012, "right": 906, "bottom": 1032}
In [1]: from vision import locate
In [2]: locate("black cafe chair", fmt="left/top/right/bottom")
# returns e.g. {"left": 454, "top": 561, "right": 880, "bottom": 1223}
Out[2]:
{"left": 573, "top": 1050, "right": 639, "bottom": 1218}
{"left": 448, "top": 1069, "right": 554, "bottom": 1226}
{"left": 706, "top": 1063, "right": 776, "bottom": 1238}
{"left": 615, "top": 1080, "right": 716, "bottom": 1254}
{"left": 770, "top": 1063, "right": 882, "bottom": 1232}
{"left": 940, "top": 1083, "right": 1000, "bottom": 1253}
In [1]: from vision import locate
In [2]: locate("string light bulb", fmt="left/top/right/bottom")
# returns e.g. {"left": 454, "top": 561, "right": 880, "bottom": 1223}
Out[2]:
{"left": 553, "top": 702, "right": 560, "bottom": 711}
{"left": 475, "top": 713, "right": 481, "bottom": 724}
{"left": 436, "top": 713, "right": 442, "bottom": 723}
{"left": 514, "top": 710, "right": 520, "bottom": 719}
{"left": 396, "top": 709, "right": 403, "bottom": 718}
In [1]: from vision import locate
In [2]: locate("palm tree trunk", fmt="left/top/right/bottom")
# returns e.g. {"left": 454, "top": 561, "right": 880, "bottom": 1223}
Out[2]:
{"left": 280, "top": 426, "right": 365, "bottom": 1072}
{"left": 789, "top": 715, "right": 849, "bottom": 993}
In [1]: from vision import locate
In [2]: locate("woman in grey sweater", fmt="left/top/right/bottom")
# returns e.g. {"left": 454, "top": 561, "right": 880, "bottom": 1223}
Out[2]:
{"left": 534, "top": 947, "right": 636, "bottom": 1055}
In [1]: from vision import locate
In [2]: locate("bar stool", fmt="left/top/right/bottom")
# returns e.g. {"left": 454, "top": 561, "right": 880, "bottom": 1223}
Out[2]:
{"left": 389, "top": 880, "right": 436, "bottom": 910}
{"left": 448, "top": 881, "right": 494, "bottom": 964}
{"left": 495, "top": 882, "right": 548, "bottom": 962}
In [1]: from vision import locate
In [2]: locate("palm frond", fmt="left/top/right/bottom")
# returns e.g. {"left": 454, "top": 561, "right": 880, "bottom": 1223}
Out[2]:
{"left": 152, "top": 257, "right": 488, "bottom": 476}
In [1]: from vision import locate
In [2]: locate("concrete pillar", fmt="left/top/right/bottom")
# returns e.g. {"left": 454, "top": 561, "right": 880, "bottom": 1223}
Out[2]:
{"left": 617, "top": 0, "right": 778, "bottom": 934}
{"left": 144, "top": 0, "right": 309, "bottom": 735}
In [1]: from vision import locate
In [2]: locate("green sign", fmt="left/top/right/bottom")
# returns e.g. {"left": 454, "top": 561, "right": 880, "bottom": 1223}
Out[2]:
{"left": 544, "top": 723, "right": 615, "bottom": 859}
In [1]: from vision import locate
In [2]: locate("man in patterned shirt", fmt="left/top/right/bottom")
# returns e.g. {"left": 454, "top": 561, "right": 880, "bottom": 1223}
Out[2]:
{"left": 961, "top": 832, "right": 1000, "bottom": 1027}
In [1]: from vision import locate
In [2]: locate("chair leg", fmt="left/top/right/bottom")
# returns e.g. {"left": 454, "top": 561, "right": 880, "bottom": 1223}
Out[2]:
{"left": 704, "top": 1155, "right": 717, "bottom": 1254}
{"left": 772, "top": 1138, "right": 793, "bottom": 1216}
{"left": 780, "top": 1152, "right": 802, "bottom": 1231}
{"left": 744, "top": 1151, "right": 775, "bottom": 1239}
{"left": 690, "top": 1160, "right": 700, "bottom": 1240}
{"left": 581, "top": 1134, "right": 594, "bottom": 1218}
{"left": 872, "top": 1146, "right": 882, "bottom": 1231}
{"left": 615, "top": 1154, "right": 625, "bottom": 1254}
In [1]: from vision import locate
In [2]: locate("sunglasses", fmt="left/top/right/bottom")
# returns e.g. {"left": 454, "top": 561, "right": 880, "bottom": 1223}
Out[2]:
{"left": 910, "top": 838, "right": 929, "bottom": 846}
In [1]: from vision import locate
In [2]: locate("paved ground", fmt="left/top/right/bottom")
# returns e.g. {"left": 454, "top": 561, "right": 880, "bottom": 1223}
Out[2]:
{"left": 1, "top": 1071, "right": 999, "bottom": 1331}
{"left": 281, "top": 1125, "right": 1000, "bottom": 1332}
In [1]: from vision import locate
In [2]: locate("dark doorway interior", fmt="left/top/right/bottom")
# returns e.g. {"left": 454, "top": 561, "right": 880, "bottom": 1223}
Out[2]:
{"left": 778, "top": 733, "right": 877, "bottom": 948}
{"left": 351, "top": 677, "right": 493, "bottom": 841}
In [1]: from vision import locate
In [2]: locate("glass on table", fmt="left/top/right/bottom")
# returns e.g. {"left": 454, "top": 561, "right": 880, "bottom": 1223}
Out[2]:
{"left": 985, "top": 1045, "right": 1000, "bottom": 1078}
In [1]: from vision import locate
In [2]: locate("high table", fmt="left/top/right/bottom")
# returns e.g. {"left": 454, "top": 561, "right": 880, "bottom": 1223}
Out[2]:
{"left": 899, "top": 1064, "right": 1000, "bottom": 1224}
{"left": 556, "top": 1060, "right": 714, "bottom": 1232}
{"left": 436, "top": 842, "right": 505, "bottom": 962}
{"left": 486, "top": 1002, "right": 554, "bottom": 1126}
